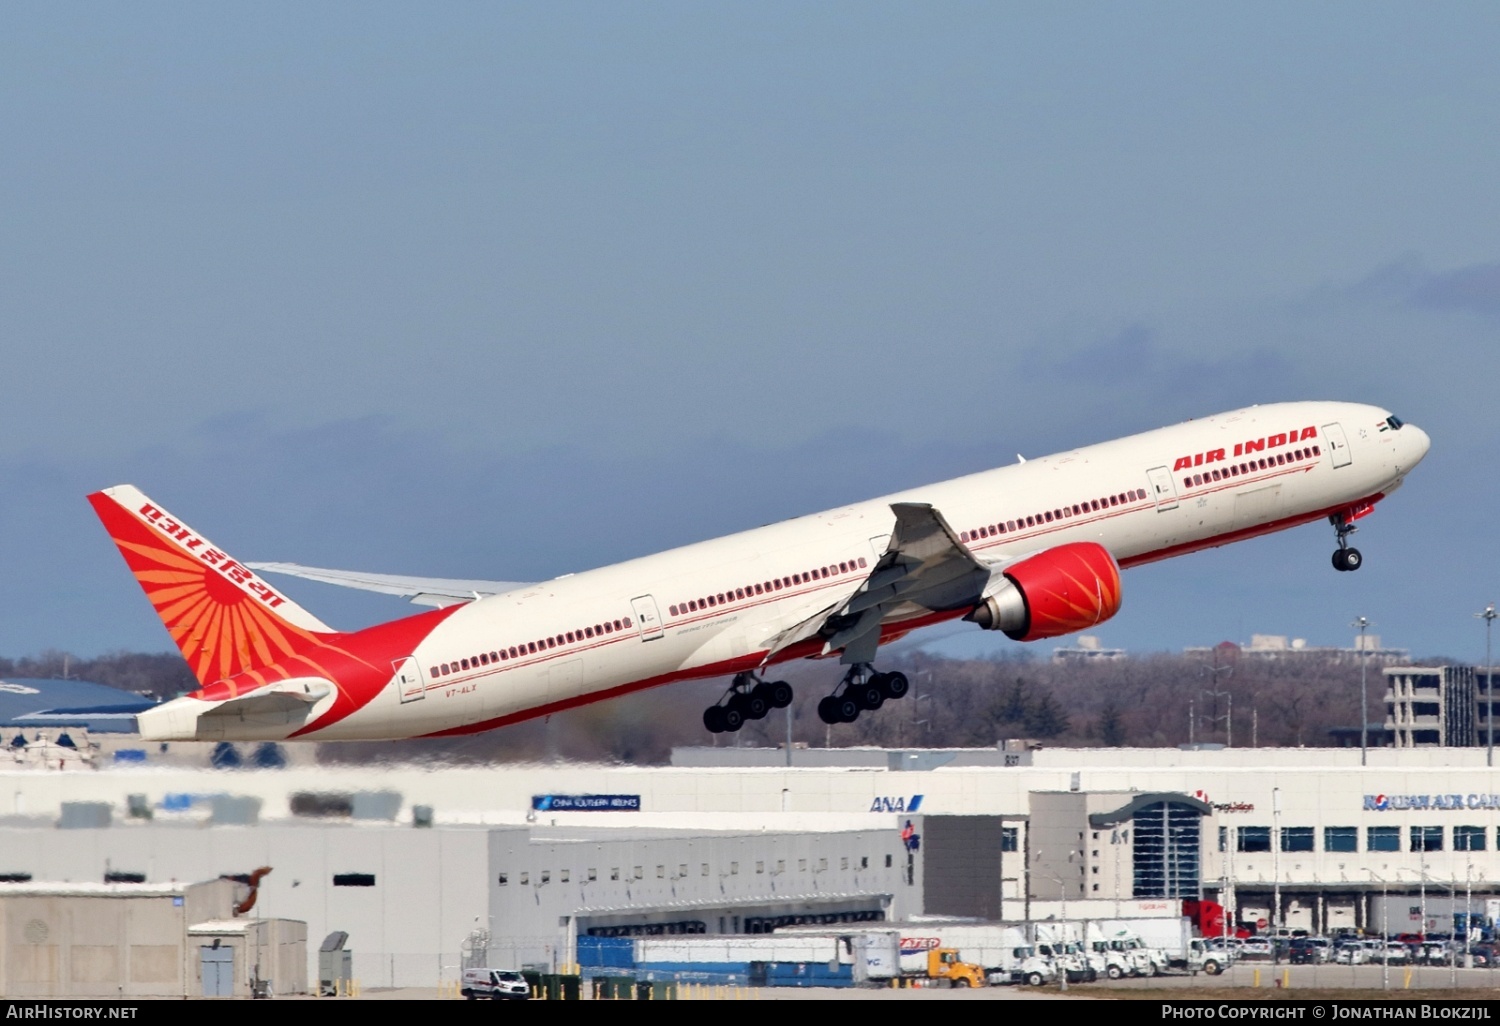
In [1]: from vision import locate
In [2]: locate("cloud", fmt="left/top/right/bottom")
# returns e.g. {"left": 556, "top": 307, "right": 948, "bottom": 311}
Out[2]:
{"left": 1412, "top": 261, "right": 1500, "bottom": 315}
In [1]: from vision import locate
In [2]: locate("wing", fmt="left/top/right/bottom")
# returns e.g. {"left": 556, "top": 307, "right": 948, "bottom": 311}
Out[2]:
{"left": 762, "top": 502, "right": 994, "bottom": 665}
{"left": 245, "top": 562, "right": 533, "bottom": 608}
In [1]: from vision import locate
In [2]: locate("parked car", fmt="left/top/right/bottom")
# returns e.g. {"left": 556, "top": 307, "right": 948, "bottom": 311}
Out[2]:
{"left": 461, "top": 968, "right": 531, "bottom": 1000}
{"left": 1238, "top": 939, "right": 1274, "bottom": 961}
{"left": 1287, "top": 939, "right": 1318, "bottom": 965}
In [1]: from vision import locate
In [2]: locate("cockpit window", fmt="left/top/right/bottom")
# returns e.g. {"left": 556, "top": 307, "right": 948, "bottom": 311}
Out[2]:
{"left": 1383, "top": 415, "right": 1404, "bottom": 431}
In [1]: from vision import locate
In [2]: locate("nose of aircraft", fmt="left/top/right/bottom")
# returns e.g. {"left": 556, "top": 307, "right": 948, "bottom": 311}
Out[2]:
{"left": 1400, "top": 423, "right": 1432, "bottom": 471}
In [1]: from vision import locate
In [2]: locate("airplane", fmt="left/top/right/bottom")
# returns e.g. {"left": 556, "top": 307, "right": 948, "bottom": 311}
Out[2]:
{"left": 89, "top": 401, "right": 1429, "bottom": 743}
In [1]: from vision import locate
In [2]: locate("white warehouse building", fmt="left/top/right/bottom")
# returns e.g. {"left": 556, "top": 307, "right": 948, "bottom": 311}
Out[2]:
{"left": 2, "top": 744, "right": 1498, "bottom": 985}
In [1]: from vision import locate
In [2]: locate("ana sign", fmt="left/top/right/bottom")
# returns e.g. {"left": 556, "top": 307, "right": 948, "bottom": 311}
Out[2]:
{"left": 869, "top": 795, "right": 924, "bottom": 813}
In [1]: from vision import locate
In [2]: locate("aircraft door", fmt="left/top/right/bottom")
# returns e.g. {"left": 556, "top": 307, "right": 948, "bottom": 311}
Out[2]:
{"left": 392, "top": 657, "right": 425, "bottom": 703}
{"left": 1146, "top": 466, "right": 1179, "bottom": 511}
{"left": 630, "top": 595, "right": 664, "bottom": 640}
{"left": 1322, "top": 423, "right": 1353, "bottom": 468}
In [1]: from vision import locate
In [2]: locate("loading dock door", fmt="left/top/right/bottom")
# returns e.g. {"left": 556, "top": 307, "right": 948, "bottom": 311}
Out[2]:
{"left": 201, "top": 945, "right": 234, "bottom": 997}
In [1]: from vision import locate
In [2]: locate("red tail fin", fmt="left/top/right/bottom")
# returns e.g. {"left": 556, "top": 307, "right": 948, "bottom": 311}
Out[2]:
{"left": 88, "top": 485, "right": 333, "bottom": 686}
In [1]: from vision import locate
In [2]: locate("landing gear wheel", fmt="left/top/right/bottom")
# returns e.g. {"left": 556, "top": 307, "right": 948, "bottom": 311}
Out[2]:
{"left": 740, "top": 689, "right": 770, "bottom": 720}
{"left": 703, "top": 706, "right": 727, "bottom": 733}
{"left": 1342, "top": 547, "right": 1362, "bottom": 571}
{"left": 720, "top": 703, "right": 745, "bottom": 732}
{"left": 835, "top": 696, "right": 860, "bottom": 723}
{"left": 851, "top": 682, "right": 885, "bottom": 711}
{"left": 1332, "top": 549, "right": 1348, "bottom": 571}
{"left": 817, "top": 696, "right": 842, "bottom": 725}
{"left": 879, "top": 671, "right": 910, "bottom": 700}
{"left": 766, "top": 681, "right": 794, "bottom": 709}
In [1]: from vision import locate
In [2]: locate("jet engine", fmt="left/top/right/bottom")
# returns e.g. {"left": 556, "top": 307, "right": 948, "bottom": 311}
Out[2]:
{"left": 964, "top": 541, "right": 1122, "bottom": 642}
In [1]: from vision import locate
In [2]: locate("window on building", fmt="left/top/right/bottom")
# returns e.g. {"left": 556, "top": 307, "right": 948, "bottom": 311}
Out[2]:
{"left": 610, "top": 868, "right": 619, "bottom": 881}
{"left": 587, "top": 868, "right": 597, "bottom": 882}
{"left": 1237, "top": 826, "right": 1271, "bottom": 853}
{"left": 860, "top": 856, "right": 869, "bottom": 869}
{"left": 633, "top": 866, "right": 642, "bottom": 880}
{"left": 560, "top": 869, "right": 570, "bottom": 883}
{"left": 540, "top": 871, "right": 550, "bottom": 885}
{"left": 885, "top": 854, "right": 893, "bottom": 868}
{"left": 333, "top": 873, "right": 375, "bottom": 887}
{"left": 1367, "top": 827, "right": 1400, "bottom": 852}
{"left": 1324, "top": 827, "right": 1358, "bottom": 852}
{"left": 730, "top": 862, "right": 739, "bottom": 875}
{"left": 1456, "top": 826, "right": 1486, "bottom": 851}
{"left": 1280, "top": 827, "right": 1314, "bottom": 852}
{"left": 798, "top": 859, "right": 807, "bottom": 872}
{"left": 1411, "top": 826, "right": 1444, "bottom": 852}
{"left": 520, "top": 872, "right": 529, "bottom": 885}
{"left": 1001, "top": 827, "right": 1018, "bottom": 852}
{"left": 756, "top": 861, "right": 765, "bottom": 874}
{"left": 1218, "top": 826, "right": 1227, "bottom": 853}
{"left": 498, "top": 873, "right": 508, "bottom": 886}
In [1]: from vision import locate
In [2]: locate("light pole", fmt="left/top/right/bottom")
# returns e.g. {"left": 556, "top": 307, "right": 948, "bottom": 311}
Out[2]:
{"left": 1200, "top": 648, "right": 1234, "bottom": 747}
{"left": 1272, "top": 787, "right": 1282, "bottom": 964}
{"left": 1201, "top": 688, "right": 1232, "bottom": 748}
{"left": 1478, "top": 606, "right": 1496, "bottom": 767}
{"left": 1353, "top": 616, "right": 1371, "bottom": 765}
{"left": 1369, "top": 870, "right": 1389, "bottom": 991}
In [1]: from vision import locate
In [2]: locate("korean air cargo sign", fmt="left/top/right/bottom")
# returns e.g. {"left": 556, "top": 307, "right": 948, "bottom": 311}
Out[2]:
{"left": 1365, "top": 793, "right": 1500, "bottom": 811}
{"left": 532, "top": 794, "right": 641, "bottom": 812}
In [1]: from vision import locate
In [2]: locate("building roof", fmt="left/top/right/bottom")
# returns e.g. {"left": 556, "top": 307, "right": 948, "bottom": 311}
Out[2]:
{"left": 0, "top": 677, "right": 156, "bottom": 734}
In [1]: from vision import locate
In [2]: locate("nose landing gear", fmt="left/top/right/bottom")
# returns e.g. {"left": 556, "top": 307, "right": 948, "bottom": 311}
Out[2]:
{"left": 816, "top": 664, "right": 911, "bottom": 725}
{"left": 702, "top": 672, "right": 793, "bottom": 734}
{"left": 1330, "top": 512, "right": 1363, "bottom": 572}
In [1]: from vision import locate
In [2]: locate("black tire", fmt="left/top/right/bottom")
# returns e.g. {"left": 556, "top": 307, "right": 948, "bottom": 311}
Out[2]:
{"left": 462, "top": 990, "right": 474, "bottom": 1000}
{"left": 741, "top": 688, "right": 770, "bottom": 720}
{"left": 1332, "top": 549, "right": 1348, "bottom": 571}
{"left": 767, "top": 681, "right": 794, "bottom": 708}
{"left": 836, "top": 696, "right": 860, "bottom": 723}
{"left": 722, "top": 704, "right": 745, "bottom": 732}
{"left": 703, "top": 706, "right": 727, "bottom": 733}
{"left": 1106, "top": 964, "right": 1123, "bottom": 980}
{"left": 1343, "top": 547, "right": 1363, "bottom": 571}
{"left": 953, "top": 977, "right": 970, "bottom": 988}
{"left": 852, "top": 683, "right": 885, "bottom": 711}
{"left": 881, "top": 671, "right": 910, "bottom": 700}
{"left": 1204, "top": 960, "right": 1221, "bottom": 976}
{"left": 817, "top": 696, "right": 842, "bottom": 724}
{"left": 1026, "top": 972, "right": 1044, "bottom": 987}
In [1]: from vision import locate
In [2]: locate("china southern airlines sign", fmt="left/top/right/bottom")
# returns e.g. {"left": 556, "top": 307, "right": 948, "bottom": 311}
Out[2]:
{"left": 1365, "top": 793, "right": 1500, "bottom": 811}
{"left": 532, "top": 794, "right": 641, "bottom": 812}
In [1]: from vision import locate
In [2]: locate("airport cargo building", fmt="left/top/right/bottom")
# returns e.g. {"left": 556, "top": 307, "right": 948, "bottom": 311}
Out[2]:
{"left": 2, "top": 744, "right": 1499, "bottom": 986}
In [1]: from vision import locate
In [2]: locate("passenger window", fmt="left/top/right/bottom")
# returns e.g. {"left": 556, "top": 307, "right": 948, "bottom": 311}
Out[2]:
{"left": 461, "top": 658, "right": 470, "bottom": 670}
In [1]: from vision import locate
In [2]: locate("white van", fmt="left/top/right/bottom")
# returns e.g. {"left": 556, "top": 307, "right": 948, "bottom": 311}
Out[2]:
{"left": 461, "top": 968, "right": 531, "bottom": 1000}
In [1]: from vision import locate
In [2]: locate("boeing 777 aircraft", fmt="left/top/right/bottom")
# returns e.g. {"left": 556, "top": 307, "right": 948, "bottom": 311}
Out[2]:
{"left": 90, "top": 401, "right": 1428, "bottom": 743}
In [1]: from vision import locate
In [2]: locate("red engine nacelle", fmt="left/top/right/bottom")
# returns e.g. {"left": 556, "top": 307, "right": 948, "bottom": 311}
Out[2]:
{"left": 965, "top": 541, "right": 1122, "bottom": 642}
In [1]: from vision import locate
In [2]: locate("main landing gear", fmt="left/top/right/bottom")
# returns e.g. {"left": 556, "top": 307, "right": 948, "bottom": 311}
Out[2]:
{"left": 816, "top": 664, "right": 910, "bottom": 725}
{"left": 1330, "top": 512, "right": 1363, "bottom": 572}
{"left": 703, "top": 672, "right": 793, "bottom": 734}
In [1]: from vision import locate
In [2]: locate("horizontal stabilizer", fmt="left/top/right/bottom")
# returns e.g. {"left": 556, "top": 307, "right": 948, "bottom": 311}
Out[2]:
{"left": 246, "top": 563, "right": 533, "bottom": 608}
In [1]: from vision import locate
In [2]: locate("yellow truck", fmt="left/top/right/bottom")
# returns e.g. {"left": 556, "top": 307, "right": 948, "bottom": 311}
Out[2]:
{"left": 917, "top": 947, "right": 987, "bottom": 988}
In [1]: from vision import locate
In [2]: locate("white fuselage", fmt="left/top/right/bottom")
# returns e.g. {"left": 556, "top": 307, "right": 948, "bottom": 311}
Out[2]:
{"left": 310, "top": 400, "right": 1427, "bottom": 740}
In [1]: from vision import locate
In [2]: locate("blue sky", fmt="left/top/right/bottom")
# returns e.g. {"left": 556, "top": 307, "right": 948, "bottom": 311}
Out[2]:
{"left": 3, "top": 3, "right": 1498, "bottom": 663}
